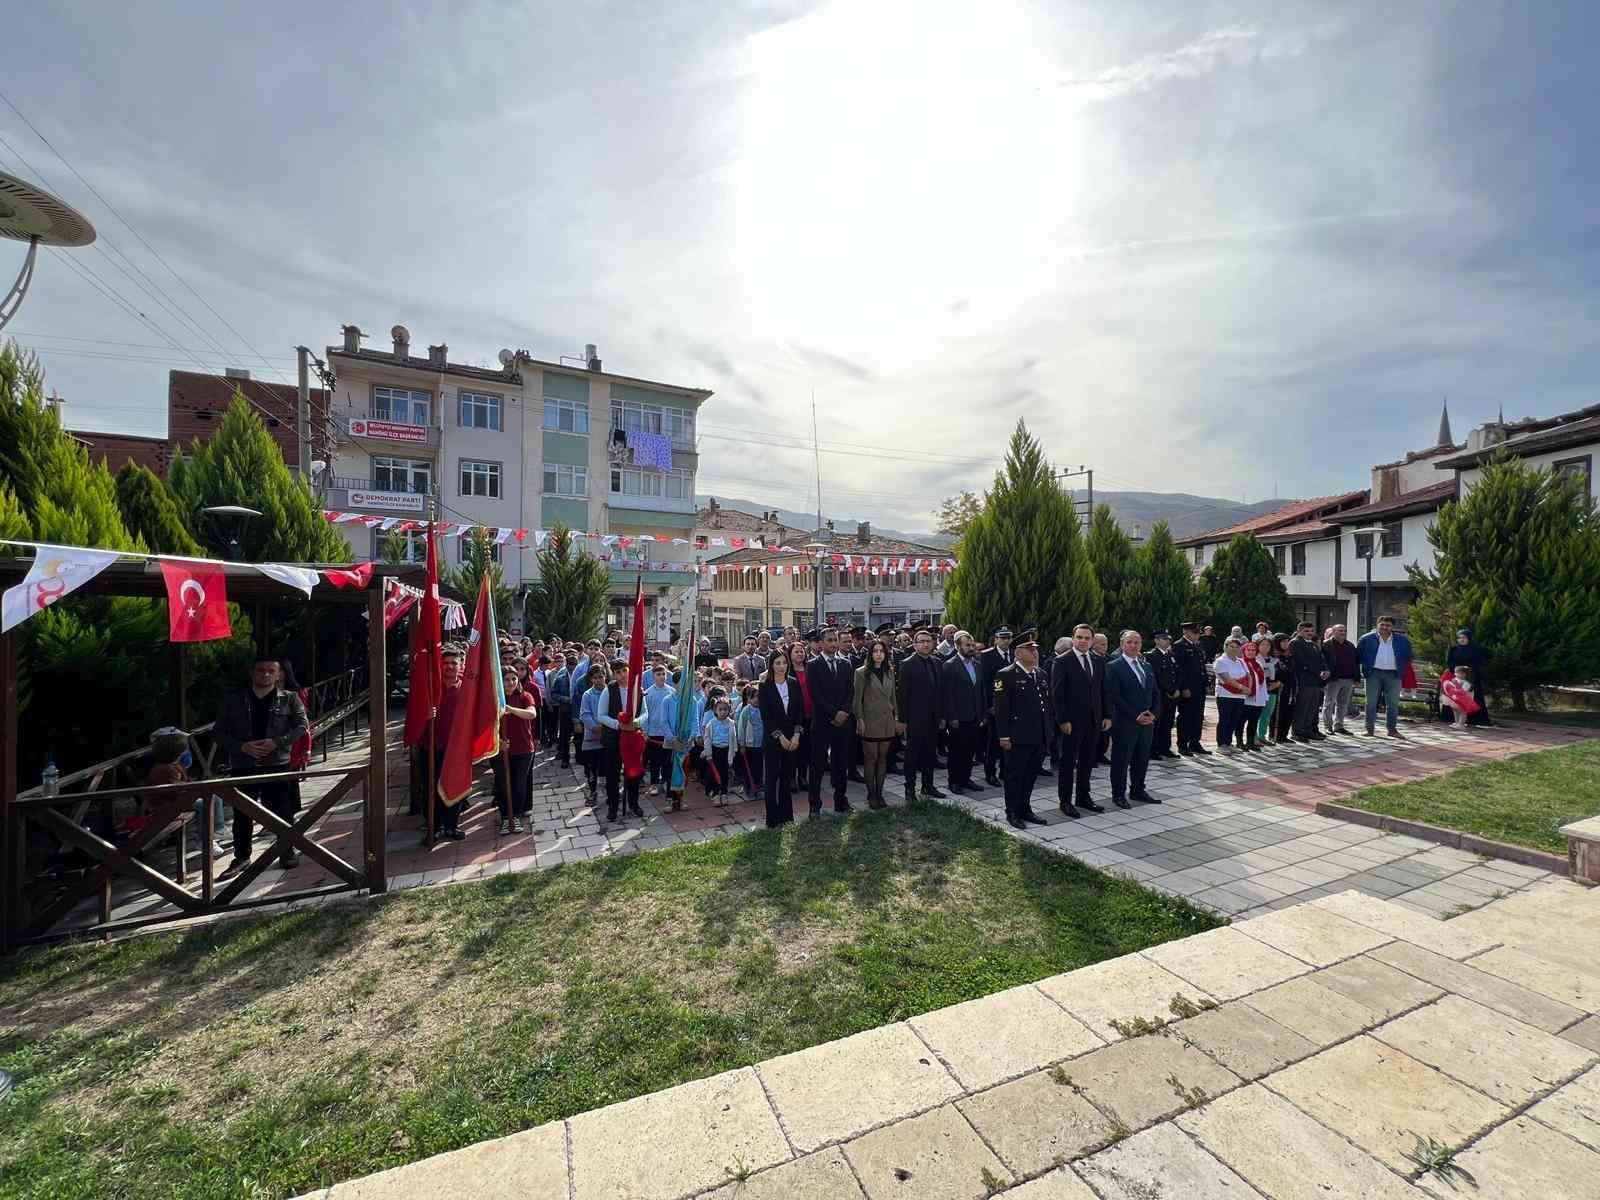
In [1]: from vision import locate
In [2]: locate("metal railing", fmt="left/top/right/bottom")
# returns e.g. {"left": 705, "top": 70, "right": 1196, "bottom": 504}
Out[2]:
{"left": 327, "top": 475, "right": 430, "bottom": 494}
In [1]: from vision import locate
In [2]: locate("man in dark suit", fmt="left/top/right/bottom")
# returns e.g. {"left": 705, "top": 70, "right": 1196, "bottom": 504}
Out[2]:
{"left": 1052, "top": 623, "right": 1108, "bottom": 818}
{"left": 896, "top": 627, "right": 945, "bottom": 802}
{"left": 804, "top": 626, "right": 855, "bottom": 815}
{"left": 993, "top": 630, "right": 1051, "bottom": 828}
{"left": 940, "top": 630, "right": 985, "bottom": 793}
{"left": 1104, "top": 630, "right": 1162, "bottom": 808}
{"left": 1147, "top": 630, "right": 1181, "bottom": 760}
{"left": 978, "top": 626, "right": 1014, "bottom": 785}
{"left": 1172, "top": 620, "right": 1210, "bottom": 756}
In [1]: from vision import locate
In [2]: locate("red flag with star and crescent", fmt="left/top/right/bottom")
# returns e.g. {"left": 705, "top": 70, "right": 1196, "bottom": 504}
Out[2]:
{"left": 160, "top": 560, "right": 232, "bottom": 642}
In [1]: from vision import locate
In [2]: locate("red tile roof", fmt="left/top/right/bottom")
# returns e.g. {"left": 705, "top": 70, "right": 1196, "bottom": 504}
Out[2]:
{"left": 1330, "top": 480, "right": 1455, "bottom": 523}
{"left": 1173, "top": 490, "right": 1369, "bottom": 547}
{"left": 1256, "top": 519, "right": 1338, "bottom": 544}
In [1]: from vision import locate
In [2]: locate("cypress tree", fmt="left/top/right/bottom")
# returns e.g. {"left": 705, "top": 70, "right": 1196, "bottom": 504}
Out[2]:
{"left": 523, "top": 523, "right": 609, "bottom": 641}
{"left": 169, "top": 391, "right": 350, "bottom": 563}
{"left": 944, "top": 419, "right": 1099, "bottom": 642}
{"left": 447, "top": 525, "right": 514, "bottom": 628}
{"left": 1409, "top": 459, "right": 1600, "bottom": 710}
{"left": 0, "top": 481, "right": 29, "bottom": 541}
{"left": 1085, "top": 503, "right": 1135, "bottom": 634}
{"left": 1196, "top": 533, "right": 1296, "bottom": 634}
{"left": 1122, "top": 520, "right": 1194, "bottom": 636}
{"left": 114, "top": 460, "right": 203, "bottom": 556}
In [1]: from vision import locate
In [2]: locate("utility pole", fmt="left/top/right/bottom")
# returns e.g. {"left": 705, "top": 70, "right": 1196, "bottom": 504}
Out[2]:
{"left": 1056, "top": 466, "right": 1094, "bottom": 531}
{"left": 295, "top": 345, "right": 312, "bottom": 478}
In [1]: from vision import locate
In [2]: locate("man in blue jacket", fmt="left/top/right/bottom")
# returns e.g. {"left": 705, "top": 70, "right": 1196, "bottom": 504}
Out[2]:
{"left": 1104, "top": 630, "right": 1162, "bottom": 808}
{"left": 1357, "top": 615, "right": 1413, "bottom": 738}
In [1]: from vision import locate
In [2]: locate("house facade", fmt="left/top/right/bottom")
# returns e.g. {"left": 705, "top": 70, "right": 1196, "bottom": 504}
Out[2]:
{"left": 323, "top": 324, "right": 711, "bottom": 642}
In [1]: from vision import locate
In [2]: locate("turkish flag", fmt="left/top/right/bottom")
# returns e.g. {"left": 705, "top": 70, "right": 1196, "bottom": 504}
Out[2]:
{"left": 324, "top": 562, "right": 375, "bottom": 589}
{"left": 160, "top": 560, "right": 232, "bottom": 642}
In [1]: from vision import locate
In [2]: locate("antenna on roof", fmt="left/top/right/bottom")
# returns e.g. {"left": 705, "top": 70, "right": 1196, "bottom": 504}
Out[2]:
{"left": 811, "top": 386, "right": 823, "bottom": 530}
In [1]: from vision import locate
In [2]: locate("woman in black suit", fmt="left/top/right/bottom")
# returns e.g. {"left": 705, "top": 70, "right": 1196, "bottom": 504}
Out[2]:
{"left": 758, "top": 648, "right": 805, "bottom": 827}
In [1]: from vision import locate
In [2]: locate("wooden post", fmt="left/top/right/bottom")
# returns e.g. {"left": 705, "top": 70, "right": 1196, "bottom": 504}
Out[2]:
{"left": 305, "top": 604, "right": 318, "bottom": 695}
{"left": 176, "top": 643, "right": 190, "bottom": 733}
{"left": 255, "top": 600, "right": 270, "bottom": 660}
{"left": 366, "top": 586, "right": 388, "bottom": 893}
{"left": 0, "top": 631, "right": 17, "bottom": 954}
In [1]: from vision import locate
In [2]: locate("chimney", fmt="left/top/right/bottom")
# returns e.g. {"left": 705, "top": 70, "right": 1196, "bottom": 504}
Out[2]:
{"left": 856, "top": 521, "right": 870, "bottom": 545}
{"left": 391, "top": 324, "right": 410, "bottom": 357}
{"left": 585, "top": 343, "right": 602, "bottom": 372}
{"left": 428, "top": 344, "right": 448, "bottom": 367}
{"left": 224, "top": 367, "right": 251, "bottom": 381}
{"left": 341, "top": 324, "right": 363, "bottom": 353}
{"left": 708, "top": 497, "right": 719, "bottom": 513}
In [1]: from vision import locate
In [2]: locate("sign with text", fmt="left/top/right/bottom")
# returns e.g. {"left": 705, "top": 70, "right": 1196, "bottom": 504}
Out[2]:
{"left": 348, "top": 489, "right": 425, "bottom": 512}
{"left": 349, "top": 417, "right": 429, "bottom": 443}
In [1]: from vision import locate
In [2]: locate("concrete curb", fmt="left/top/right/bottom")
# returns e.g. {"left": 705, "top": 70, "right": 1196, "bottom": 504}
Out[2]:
{"left": 1313, "top": 802, "right": 1569, "bottom": 875}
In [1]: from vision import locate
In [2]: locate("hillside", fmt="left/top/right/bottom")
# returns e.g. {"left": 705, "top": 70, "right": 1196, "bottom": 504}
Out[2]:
{"left": 707, "top": 492, "right": 1289, "bottom": 547}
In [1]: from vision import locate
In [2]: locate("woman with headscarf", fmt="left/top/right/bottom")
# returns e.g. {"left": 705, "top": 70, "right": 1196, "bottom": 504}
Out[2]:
{"left": 1444, "top": 628, "right": 1491, "bottom": 726}
{"left": 1240, "top": 638, "right": 1268, "bottom": 752}
{"left": 853, "top": 639, "right": 897, "bottom": 808}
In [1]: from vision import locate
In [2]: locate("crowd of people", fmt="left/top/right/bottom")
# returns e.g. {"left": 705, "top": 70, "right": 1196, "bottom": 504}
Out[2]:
{"left": 397, "top": 609, "right": 1487, "bottom": 842}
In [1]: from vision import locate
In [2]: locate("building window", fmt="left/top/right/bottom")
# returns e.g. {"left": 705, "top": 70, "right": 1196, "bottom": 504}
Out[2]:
{"left": 457, "top": 390, "right": 503, "bottom": 431}
{"left": 380, "top": 528, "right": 428, "bottom": 563}
{"left": 543, "top": 398, "right": 589, "bottom": 434}
{"left": 612, "top": 399, "right": 696, "bottom": 447}
{"left": 459, "top": 537, "right": 502, "bottom": 564}
{"left": 664, "top": 468, "right": 694, "bottom": 499}
{"left": 459, "top": 460, "right": 501, "bottom": 498}
{"left": 1273, "top": 544, "right": 1287, "bottom": 574}
{"left": 610, "top": 465, "right": 663, "bottom": 497}
{"left": 371, "top": 456, "right": 431, "bottom": 494}
{"left": 372, "top": 386, "right": 431, "bottom": 426}
{"left": 1554, "top": 456, "right": 1592, "bottom": 498}
{"left": 1193, "top": 546, "right": 1204, "bottom": 565}
{"left": 1380, "top": 521, "right": 1403, "bottom": 558}
{"left": 1291, "top": 543, "right": 1307, "bottom": 576}
{"left": 542, "top": 463, "right": 587, "bottom": 497}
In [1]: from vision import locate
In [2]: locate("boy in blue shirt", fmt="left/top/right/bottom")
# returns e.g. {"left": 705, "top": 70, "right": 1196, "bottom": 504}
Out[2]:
{"left": 642, "top": 662, "right": 676, "bottom": 796}
{"left": 702, "top": 697, "right": 736, "bottom": 800}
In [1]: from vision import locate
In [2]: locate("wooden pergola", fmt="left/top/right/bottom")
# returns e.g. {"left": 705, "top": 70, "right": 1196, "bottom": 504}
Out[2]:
{"left": 0, "top": 557, "right": 423, "bottom": 950}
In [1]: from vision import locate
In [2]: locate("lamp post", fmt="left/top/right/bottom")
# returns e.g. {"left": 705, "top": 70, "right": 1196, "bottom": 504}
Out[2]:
{"left": 202, "top": 505, "right": 262, "bottom": 560}
{"left": 806, "top": 525, "right": 834, "bottom": 629}
{"left": 1350, "top": 524, "right": 1388, "bottom": 634}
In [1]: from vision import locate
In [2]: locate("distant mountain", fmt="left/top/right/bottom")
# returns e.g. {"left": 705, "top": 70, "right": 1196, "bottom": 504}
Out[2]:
{"left": 707, "top": 491, "right": 1288, "bottom": 546}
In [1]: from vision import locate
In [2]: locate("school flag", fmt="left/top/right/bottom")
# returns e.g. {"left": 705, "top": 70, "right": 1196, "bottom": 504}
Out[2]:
{"left": 669, "top": 621, "right": 698, "bottom": 792}
{"left": 437, "top": 574, "right": 506, "bottom": 805}
{"left": 621, "top": 575, "right": 648, "bottom": 780}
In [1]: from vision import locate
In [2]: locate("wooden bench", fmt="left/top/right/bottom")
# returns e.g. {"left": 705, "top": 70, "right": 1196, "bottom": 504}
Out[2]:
{"left": 1562, "top": 815, "right": 1600, "bottom": 886}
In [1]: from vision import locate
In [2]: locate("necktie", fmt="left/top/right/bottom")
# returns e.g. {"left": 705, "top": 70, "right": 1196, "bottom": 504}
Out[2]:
{"left": 1131, "top": 658, "right": 1144, "bottom": 687}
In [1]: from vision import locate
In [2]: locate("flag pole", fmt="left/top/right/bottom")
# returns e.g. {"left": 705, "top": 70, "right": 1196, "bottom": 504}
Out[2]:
{"left": 425, "top": 502, "right": 437, "bottom": 849}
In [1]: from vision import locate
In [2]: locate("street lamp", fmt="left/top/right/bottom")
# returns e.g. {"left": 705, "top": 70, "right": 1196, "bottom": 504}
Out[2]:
{"left": 1350, "top": 524, "right": 1388, "bottom": 634}
{"left": 805, "top": 531, "right": 833, "bottom": 629}
{"left": 202, "top": 505, "right": 262, "bottom": 560}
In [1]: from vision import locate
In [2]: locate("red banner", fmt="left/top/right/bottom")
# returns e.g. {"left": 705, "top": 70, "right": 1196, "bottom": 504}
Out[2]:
{"left": 160, "top": 560, "right": 232, "bottom": 643}
{"left": 403, "top": 524, "right": 442, "bottom": 747}
{"left": 437, "top": 577, "right": 502, "bottom": 805}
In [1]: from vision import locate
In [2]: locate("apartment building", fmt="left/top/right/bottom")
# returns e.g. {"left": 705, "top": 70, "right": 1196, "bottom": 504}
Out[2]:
{"left": 323, "top": 324, "right": 711, "bottom": 642}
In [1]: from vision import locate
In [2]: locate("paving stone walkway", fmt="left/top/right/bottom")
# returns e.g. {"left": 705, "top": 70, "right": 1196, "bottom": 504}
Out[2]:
{"left": 294, "top": 877, "right": 1600, "bottom": 1199}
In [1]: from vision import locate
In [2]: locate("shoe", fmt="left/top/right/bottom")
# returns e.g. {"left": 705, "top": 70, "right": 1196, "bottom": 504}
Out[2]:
{"left": 834, "top": 799, "right": 853, "bottom": 814}
{"left": 867, "top": 793, "right": 886, "bottom": 809}
{"left": 446, "top": 829, "right": 466, "bottom": 841}
{"left": 629, "top": 802, "right": 644, "bottom": 817}
{"left": 1309, "top": 732, "right": 1328, "bottom": 742}
{"left": 209, "top": 840, "right": 227, "bottom": 859}
{"left": 1059, "top": 803, "right": 1081, "bottom": 819}
{"left": 1007, "top": 816, "right": 1026, "bottom": 829}
{"left": 1388, "top": 730, "right": 1406, "bottom": 739}
{"left": 499, "top": 819, "right": 511, "bottom": 836}
{"left": 1178, "top": 748, "right": 1193, "bottom": 758}
{"left": 848, "top": 770, "right": 866, "bottom": 783}
{"left": 985, "top": 773, "right": 1001, "bottom": 786}
{"left": 279, "top": 854, "right": 299, "bottom": 869}
{"left": 1037, "top": 765, "right": 1054, "bottom": 777}
{"left": 947, "top": 782, "right": 968, "bottom": 795}
{"left": 1022, "top": 812, "right": 1047, "bottom": 825}
{"left": 512, "top": 818, "right": 524, "bottom": 833}
{"left": 1335, "top": 726, "right": 1351, "bottom": 734}
{"left": 648, "top": 785, "right": 660, "bottom": 796}
{"left": 809, "top": 804, "right": 823, "bottom": 817}
{"left": 1132, "top": 791, "right": 1159, "bottom": 804}
{"left": 1112, "top": 797, "right": 1132, "bottom": 809}
{"left": 923, "top": 785, "right": 947, "bottom": 799}
{"left": 606, "top": 808, "right": 619, "bottom": 822}
{"left": 1079, "top": 799, "right": 1106, "bottom": 813}
{"left": 1363, "top": 729, "right": 1376, "bottom": 737}
{"left": 218, "top": 861, "right": 243, "bottom": 879}
{"left": 1191, "top": 746, "right": 1211, "bottom": 756}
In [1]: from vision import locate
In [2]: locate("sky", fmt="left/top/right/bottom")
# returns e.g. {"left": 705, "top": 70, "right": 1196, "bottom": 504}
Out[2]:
{"left": 3, "top": 0, "right": 1596, "bottom": 531}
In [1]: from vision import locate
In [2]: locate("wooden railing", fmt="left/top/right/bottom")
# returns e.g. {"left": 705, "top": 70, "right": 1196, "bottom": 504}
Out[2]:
{"left": 5, "top": 668, "right": 381, "bottom": 946}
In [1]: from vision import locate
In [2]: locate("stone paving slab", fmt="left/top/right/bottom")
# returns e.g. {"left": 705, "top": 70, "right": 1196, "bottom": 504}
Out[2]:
{"left": 1467, "top": 943, "right": 1600, "bottom": 1011}
{"left": 841, "top": 1104, "right": 1011, "bottom": 1200}
{"left": 956, "top": 1069, "right": 1118, "bottom": 1176}
{"left": 1368, "top": 941, "right": 1586, "bottom": 1033}
{"left": 1061, "top": 1032, "right": 1241, "bottom": 1132}
{"left": 323, "top": 1120, "right": 566, "bottom": 1199}
{"left": 1308, "top": 890, "right": 1499, "bottom": 958}
{"left": 702, "top": 1146, "right": 864, "bottom": 1200}
{"left": 1240, "top": 973, "right": 1388, "bottom": 1045}
{"left": 568, "top": 1067, "right": 789, "bottom": 1200}
{"left": 992, "top": 1168, "right": 1098, "bottom": 1199}
{"left": 1265, "top": 1036, "right": 1509, "bottom": 1173}
{"left": 908, "top": 983, "right": 1103, "bottom": 1092}
{"left": 757, "top": 1023, "right": 962, "bottom": 1153}
{"left": 1233, "top": 903, "right": 1393, "bottom": 966}
{"left": 1076, "top": 1122, "right": 1254, "bottom": 1199}
{"left": 1424, "top": 1113, "right": 1600, "bottom": 1200}
{"left": 1140, "top": 925, "right": 1310, "bottom": 1000}
{"left": 1032, "top": 952, "right": 1215, "bottom": 1041}
{"left": 1525, "top": 1065, "right": 1600, "bottom": 1153}
{"left": 1176, "top": 1084, "right": 1428, "bottom": 1200}
{"left": 1370, "top": 994, "right": 1597, "bottom": 1107}
{"left": 1168, "top": 1002, "right": 1320, "bottom": 1081}
{"left": 1562, "top": 1015, "right": 1600, "bottom": 1054}
{"left": 1311, "top": 954, "right": 1447, "bottom": 1020}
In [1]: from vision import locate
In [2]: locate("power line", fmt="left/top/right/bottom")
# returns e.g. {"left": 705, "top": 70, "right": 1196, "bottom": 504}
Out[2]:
{"left": 7, "top": 328, "right": 287, "bottom": 367}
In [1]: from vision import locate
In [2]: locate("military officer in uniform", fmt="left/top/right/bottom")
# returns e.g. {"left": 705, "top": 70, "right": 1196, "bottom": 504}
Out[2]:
{"left": 979, "top": 626, "right": 1015, "bottom": 785}
{"left": 1147, "top": 630, "right": 1182, "bottom": 760}
{"left": 1172, "top": 620, "right": 1210, "bottom": 756}
{"left": 993, "top": 628, "right": 1051, "bottom": 829}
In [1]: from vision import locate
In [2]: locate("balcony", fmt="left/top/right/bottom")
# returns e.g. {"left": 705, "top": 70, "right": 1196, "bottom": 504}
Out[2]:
{"left": 341, "top": 413, "right": 440, "bottom": 450}
{"left": 324, "top": 476, "right": 429, "bottom": 515}
{"left": 607, "top": 422, "right": 697, "bottom": 466}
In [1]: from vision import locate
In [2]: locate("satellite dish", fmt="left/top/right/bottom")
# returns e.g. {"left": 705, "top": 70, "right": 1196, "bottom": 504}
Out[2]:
{"left": 0, "top": 170, "right": 97, "bottom": 333}
{"left": 498, "top": 348, "right": 514, "bottom": 366}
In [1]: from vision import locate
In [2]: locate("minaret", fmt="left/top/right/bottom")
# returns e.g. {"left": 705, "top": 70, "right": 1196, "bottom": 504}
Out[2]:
{"left": 1437, "top": 399, "right": 1453, "bottom": 447}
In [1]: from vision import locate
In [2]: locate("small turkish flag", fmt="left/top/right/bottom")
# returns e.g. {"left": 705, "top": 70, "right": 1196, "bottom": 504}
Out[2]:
{"left": 160, "top": 561, "right": 232, "bottom": 642}
{"left": 324, "top": 562, "right": 375, "bottom": 589}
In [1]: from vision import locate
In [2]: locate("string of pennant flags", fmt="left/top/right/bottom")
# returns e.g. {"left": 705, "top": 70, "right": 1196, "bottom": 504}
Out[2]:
{"left": 321, "top": 511, "right": 958, "bottom": 574}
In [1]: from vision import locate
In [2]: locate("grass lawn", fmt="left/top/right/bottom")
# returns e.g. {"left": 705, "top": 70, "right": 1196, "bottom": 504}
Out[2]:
{"left": 0, "top": 803, "right": 1218, "bottom": 1200}
{"left": 1343, "top": 739, "right": 1600, "bottom": 854}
